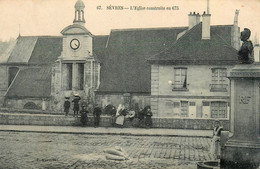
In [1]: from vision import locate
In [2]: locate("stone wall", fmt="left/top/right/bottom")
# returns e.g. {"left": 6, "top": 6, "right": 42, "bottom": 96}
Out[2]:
{"left": 95, "top": 93, "right": 150, "bottom": 110}
{"left": 0, "top": 112, "right": 229, "bottom": 130}
{"left": 5, "top": 98, "right": 50, "bottom": 111}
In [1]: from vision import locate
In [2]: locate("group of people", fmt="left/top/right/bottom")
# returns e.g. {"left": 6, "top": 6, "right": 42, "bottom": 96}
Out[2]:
{"left": 111, "top": 104, "right": 153, "bottom": 128}
{"left": 63, "top": 94, "right": 102, "bottom": 127}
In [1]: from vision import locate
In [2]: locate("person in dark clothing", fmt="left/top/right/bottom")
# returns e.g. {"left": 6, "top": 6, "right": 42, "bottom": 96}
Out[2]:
{"left": 104, "top": 104, "right": 116, "bottom": 126}
{"left": 144, "top": 106, "right": 153, "bottom": 128}
{"left": 93, "top": 105, "right": 102, "bottom": 127}
{"left": 80, "top": 105, "right": 89, "bottom": 126}
{"left": 138, "top": 107, "right": 146, "bottom": 127}
{"left": 72, "top": 94, "right": 81, "bottom": 116}
{"left": 64, "top": 97, "right": 70, "bottom": 116}
{"left": 81, "top": 98, "right": 88, "bottom": 109}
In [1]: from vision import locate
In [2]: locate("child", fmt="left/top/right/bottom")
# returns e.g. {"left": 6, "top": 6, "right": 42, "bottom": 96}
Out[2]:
{"left": 80, "top": 105, "right": 89, "bottom": 126}
{"left": 210, "top": 120, "right": 223, "bottom": 159}
{"left": 64, "top": 97, "right": 70, "bottom": 116}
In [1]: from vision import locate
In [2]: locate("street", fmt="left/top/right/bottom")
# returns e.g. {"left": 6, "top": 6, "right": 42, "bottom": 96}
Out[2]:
{"left": 0, "top": 131, "right": 214, "bottom": 169}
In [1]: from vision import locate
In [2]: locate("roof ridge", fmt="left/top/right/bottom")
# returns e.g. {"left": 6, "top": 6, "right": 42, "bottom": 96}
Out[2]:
{"left": 111, "top": 26, "right": 188, "bottom": 32}
{"left": 147, "top": 23, "right": 202, "bottom": 61}
{"left": 19, "top": 35, "right": 62, "bottom": 38}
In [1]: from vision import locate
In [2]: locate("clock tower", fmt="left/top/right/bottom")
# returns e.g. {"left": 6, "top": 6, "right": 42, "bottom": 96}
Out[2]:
{"left": 52, "top": 0, "right": 100, "bottom": 110}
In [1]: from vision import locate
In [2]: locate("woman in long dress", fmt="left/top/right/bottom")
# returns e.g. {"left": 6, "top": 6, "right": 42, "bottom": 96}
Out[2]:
{"left": 210, "top": 120, "right": 223, "bottom": 159}
{"left": 115, "top": 104, "right": 125, "bottom": 126}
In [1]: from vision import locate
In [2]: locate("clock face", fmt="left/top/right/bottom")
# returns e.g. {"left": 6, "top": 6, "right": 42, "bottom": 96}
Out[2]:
{"left": 70, "top": 39, "right": 80, "bottom": 50}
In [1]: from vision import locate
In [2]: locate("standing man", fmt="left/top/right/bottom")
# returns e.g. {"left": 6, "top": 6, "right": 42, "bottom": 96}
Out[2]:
{"left": 64, "top": 97, "right": 70, "bottom": 116}
{"left": 72, "top": 93, "right": 81, "bottom": 117}
{"left": 93, "top": 104, "right": 102, "bottom": 128}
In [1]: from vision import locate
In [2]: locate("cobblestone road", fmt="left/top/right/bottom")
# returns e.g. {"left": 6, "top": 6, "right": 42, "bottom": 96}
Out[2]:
{"left": 0, "top": 132, "right": 214, "bottom": 169}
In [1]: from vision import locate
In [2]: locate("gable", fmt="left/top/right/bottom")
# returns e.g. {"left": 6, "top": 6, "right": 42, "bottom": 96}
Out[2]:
{"left": 61, "top": 24, "right": 93, "bottom": 36}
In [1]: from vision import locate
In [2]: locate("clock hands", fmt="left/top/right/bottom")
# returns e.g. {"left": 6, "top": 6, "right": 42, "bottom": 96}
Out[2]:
{"left": 70, "top": 39, "right": 80, "bottom": 50}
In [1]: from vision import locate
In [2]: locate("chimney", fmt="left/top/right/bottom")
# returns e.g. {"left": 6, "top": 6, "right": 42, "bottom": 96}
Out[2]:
{"left": 188, "top": 12, "right": 197, "bottom": 30}
{"left": 196, "top": 13, "right": 201, "bottom": 24}
{"left": 202, "top": 11, "right": 211, "bottom": 40}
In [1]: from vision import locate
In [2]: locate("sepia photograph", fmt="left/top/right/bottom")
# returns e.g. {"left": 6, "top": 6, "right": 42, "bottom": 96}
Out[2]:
{"left": 0, "top": 0, "right": 260, "bottom": 168}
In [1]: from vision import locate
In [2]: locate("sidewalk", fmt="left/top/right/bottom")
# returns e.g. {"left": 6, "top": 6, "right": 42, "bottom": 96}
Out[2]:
{"left": 0, "top": 125, "right": 212, "bottom": 137}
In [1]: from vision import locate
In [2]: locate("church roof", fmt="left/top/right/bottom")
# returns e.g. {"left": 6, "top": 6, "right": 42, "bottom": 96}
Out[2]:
{"left": 5, "top": 35, "right": 107, "bottom": 98}
{"left": 6, "top": 36, "right": 62, "bottom": 65}
{"left": 5, "top": 66, "right": 52, "bottom": 98}
{"left": 148, "top": 23, "right": 239, "bottom": 65}
{"left": 5, "top": 36, "right": 62, "bottom": 98}
{"left": 96, "top": 27, "right": 187, "bottom": 93}
{"left": 7, "top": 36, "right": 38, "bottom": 63}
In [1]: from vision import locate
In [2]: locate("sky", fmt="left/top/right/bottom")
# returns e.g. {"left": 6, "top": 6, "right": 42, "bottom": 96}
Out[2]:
{"left": 0, "top": 0, "right": 260, "bottom": 42}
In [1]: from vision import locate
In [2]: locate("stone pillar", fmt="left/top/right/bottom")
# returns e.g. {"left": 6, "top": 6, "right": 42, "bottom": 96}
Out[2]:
{"left": 221, "top": 64, "right": 260, "bottom": 169}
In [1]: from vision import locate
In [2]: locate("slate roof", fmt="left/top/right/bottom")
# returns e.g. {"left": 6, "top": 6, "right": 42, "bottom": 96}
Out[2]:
{"left": 5, "top": 67, "right": 52, "bottom": 98}
{"left": 7, "top": 36, "right": 38, "bottom": 63}
{"left": 6, "top": 36, "right": 63, "bottom": 65}
{"left": 97, "top": 27, "right": 187, "bottom": 93}
{"left": 148, "top": 23, "right": 239, "bottom": 65}
{"left": 5, "top": 36, "right": 63, "bottom": 98}
{"left": 28, "top": 36, "right": 62, "bottom": 64}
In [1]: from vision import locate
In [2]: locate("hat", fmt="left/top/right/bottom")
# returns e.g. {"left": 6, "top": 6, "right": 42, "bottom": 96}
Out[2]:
{"left": 65, "top": 97, "right": 70, "bottom": 99}
{"left": 74, "top": 93, "right": 79, "bottom": 96}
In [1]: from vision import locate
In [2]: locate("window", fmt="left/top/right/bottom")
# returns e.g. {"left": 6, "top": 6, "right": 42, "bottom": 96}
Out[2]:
{"left": 210, "top": 68, "right": 228, "bottom": 91}
{"left": 189, "top": 102, "right": 196, "bottom": 106}
{"left": 211, "top": 101, "right": 227, "bottom": 118}
{"left": 180, "top": 101, "right": 189, "bottom": 117}
{"left": 173, "top": 68, "right": 187, "bottom": 90}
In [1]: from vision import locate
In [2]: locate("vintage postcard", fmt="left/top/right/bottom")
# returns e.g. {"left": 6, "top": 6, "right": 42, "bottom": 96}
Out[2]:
{"left": 0, "top": 0, "right": 259, "bottom": 168}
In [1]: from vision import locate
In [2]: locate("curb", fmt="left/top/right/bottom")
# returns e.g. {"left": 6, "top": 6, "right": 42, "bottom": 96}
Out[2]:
{"left": 0, "top": 129, "right": 212, "bottom": 138}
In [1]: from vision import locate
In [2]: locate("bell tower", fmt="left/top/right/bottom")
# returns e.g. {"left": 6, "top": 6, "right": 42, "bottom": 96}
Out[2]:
{"left": 51, "top": 0, "right": 100, "bottom": 112}
{"left": 73, "top": 0, "right": 86, "bottom": 25}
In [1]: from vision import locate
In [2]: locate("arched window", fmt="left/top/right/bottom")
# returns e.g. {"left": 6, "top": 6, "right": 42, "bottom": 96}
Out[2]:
{"left": 23, "top": 102, "right": 40, "bottom": 110}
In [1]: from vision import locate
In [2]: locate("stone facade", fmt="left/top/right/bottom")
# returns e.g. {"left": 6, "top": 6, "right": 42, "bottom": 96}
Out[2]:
{"left": 151, "top": 64, "right": 233, "bottom": 119}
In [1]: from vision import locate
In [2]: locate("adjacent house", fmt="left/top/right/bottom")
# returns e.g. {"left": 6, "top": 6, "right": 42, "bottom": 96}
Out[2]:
{"left": 147, "top": 12, "right": 239, "bottom": 128}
